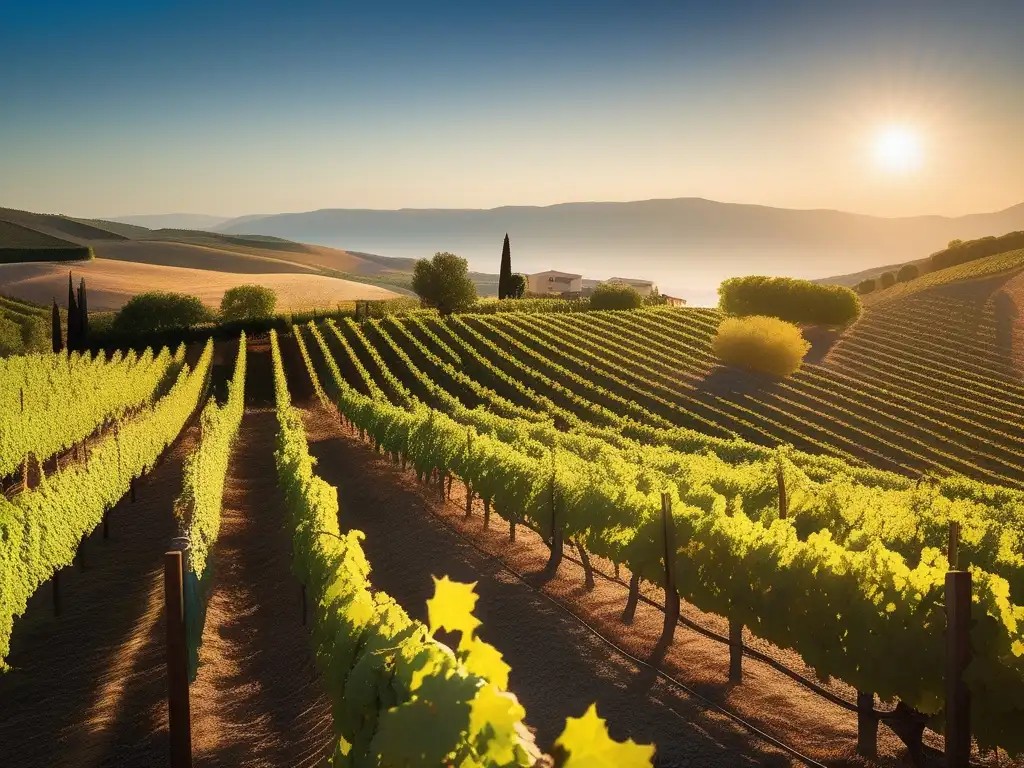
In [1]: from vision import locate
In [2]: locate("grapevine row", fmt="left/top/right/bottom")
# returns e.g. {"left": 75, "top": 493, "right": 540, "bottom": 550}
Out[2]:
{"left": 0, "top": 340, "right": 213, "bottom": 667}
{"left": 0, "top": 346, "right": 178, "bottom": 479}
{"left": 175, "top": 335, "right": 248, "bottom": 678}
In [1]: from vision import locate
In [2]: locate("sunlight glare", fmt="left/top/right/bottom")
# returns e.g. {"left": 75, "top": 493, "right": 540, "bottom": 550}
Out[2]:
{"left": 873, "top": 126, "right": 923, "bottom": 174}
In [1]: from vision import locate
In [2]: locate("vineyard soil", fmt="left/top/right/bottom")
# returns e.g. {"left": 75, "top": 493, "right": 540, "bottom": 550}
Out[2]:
{"left": 189, "top": 404, "right": 332, "bottom": 767}
{"left": 0, "top": 422, "right": 200, "bottom": 767}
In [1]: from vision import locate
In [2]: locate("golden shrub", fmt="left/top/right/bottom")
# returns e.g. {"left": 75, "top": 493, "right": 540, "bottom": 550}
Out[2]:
{"left": 712, "top": 315, "right": 810, "bottom": 377}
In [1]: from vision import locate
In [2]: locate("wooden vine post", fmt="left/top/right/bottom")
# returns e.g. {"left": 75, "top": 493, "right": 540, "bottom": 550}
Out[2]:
{"left": 163, "top": 548, "right": 193, "bottom": 768}
{"left": 661, "top": 492, "right": 679, "bottom": 642}
{"left": 945, "top": 521, "right": 971, "bottom": 768}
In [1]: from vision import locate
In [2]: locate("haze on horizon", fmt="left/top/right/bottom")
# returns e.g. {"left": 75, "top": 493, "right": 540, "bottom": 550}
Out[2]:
{"left": 1, "top": 0, "right": 1022, "bottom": 222}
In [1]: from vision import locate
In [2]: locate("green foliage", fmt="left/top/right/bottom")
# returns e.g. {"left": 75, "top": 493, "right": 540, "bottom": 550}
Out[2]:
{"left": 468, "top": 297, "right": 591, "bottom": 314}
{"left": 590, "top": 282, "right": 643, "bottom": 311}
{"left": 711, "top": 316, "right": 810, "bottom": 377}
{"left": 510, "top": 273, "right": 527, "bottom": 299}
{"left": 896, "top": 263, "right": 920, "bottom": 282}
{"left": 412, "top": 252, "right": 477, "bottom": 315}
{"left": 113, "top": 291, "right": 214, "bottom": 334}
{"left": 856, "top": 278, "right": 876, "bottom": 295}
{"left": 0, "top": 295, "right": 49, "bottom": 318}
{"left": 931, "top": 231, "right": 1024, "bottom": 272}
{"left": 219, "top": 284, "right": 277, "bottom": 322}
{"left": 879, "top": 271, "right": 896, "bottom": 289}
{"left": 498, "top": 234, "right": 514, "bottom": 299}
{"left": 0, "top": 316, "right": 22, "bottom": 356}
{"left": 0, "top": 341, "right": 212, "bottom": 668}
{"left": 948, "top": 238, "right": 964, "bottom": 248}
{"left": 718, "top": 275, "right": 861, "bottom": 326}
{"left": 0, "top": 307, "right": 48, "bottom": 355}
{"left": 0, "top": 347, "right": 175, "bottom": 478}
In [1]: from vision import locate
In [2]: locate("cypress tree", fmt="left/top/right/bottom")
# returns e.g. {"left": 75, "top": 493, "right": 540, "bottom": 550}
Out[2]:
{"left": 498, "top": 233, "right": 512, "bottom": 299}
{"left": 78, "top": 278, "right": 89, "bottom": 345}
{"left": 51, "top": 299, "right": 63, "bottom": 354}
{"left": 67, "top": 272, "right": 79, "bottom": 351}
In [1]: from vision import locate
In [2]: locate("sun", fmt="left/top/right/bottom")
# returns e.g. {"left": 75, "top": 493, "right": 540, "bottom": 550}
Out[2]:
{"left": 873, "top": 125, "right": 923, "bottom": 174}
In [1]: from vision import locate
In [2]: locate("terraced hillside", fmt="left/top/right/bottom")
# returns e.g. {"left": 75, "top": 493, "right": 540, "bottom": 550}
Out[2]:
{"left": 315, "top": 261, "right": 1024, "bottom": 491}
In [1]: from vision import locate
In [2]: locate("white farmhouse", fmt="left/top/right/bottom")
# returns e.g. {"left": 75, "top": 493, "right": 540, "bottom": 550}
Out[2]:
{"left": 605, "top": 277, "right": 657, "bottom": 297}
{"left": 527, "top": 270, "right": 583, "bottom": 296}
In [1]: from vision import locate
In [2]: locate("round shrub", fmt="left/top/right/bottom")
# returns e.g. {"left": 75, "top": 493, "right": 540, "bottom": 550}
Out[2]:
{"left": 590, "top": 282, "right": 643, "bottom": 310}
{"left": 879, "top": 271, "right": 896, "bottom": 289}
{"left": 896, "top": 263, "right": 920, "bottom": 283}
{"left": 220, "top": 284, "right": 277, "bottom": 321}
{"left": 113, "top": 291, "right": 214, "bottom": 334}
{"left": 856, "top": 278, "right": 877, "bottom": 295}
{"left": 412, "top": 252, "right": 477, "bottom": 315}
{"left": 717, "top": 276, "right": 860, "bottom": 326}
{"left": 712, "top": 315, "right": 811, "bottom": 377}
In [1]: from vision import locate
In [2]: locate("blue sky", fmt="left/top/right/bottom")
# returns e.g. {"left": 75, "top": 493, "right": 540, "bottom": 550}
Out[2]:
{"left": 1, "top": 0, "right": 1022, "bottom": 218}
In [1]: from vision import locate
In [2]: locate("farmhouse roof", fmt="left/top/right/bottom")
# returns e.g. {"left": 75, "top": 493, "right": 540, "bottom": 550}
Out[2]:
{"left": 607, "top": 277, "right": 655, "bottom": 286}
{"left": 530, "top": 270, "right": 582, "bottom": 279}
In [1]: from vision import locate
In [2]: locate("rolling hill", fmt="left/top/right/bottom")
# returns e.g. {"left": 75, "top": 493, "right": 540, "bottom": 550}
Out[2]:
{"left": 194, "top": 197, "right": 1024, "bottom": 303}
{"left": 0, "top": 206, "right": 406, "bottom": 311}
{"left": 0, "top": 259, "right": 398, "bottom": 312}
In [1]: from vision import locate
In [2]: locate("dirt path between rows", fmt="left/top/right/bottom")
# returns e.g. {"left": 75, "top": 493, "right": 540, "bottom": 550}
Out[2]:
{"left": 188, "top": 341, "right": 332, "bottom": 767}
{"left": 301, "top": 405, "right": 798, "bottom": 767}
{"left": 0, "top": 422, "right": 199, "bottom": 768}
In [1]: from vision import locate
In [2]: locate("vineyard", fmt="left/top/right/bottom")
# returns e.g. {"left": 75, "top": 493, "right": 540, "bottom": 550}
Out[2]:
{"left": 1, "top": 266, "right": 1023, "bottom": 766}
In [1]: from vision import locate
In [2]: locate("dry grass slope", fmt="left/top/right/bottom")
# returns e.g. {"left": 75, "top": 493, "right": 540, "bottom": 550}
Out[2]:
{"left": 0, "top": 259, "right": 399, "bottom": 312}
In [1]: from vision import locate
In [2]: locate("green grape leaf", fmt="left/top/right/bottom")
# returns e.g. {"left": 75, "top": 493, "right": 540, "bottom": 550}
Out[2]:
{"left": 555, "top": 704, "right": 655, "bottom": 768}
{"left": 468, "top": 683, "right": 527, "bottom": 765}
{"left": 427, "top": 575, "right": 482, "bottom": 639}
{"left": 460, "top": 635, "right": 511, "bottom": 689}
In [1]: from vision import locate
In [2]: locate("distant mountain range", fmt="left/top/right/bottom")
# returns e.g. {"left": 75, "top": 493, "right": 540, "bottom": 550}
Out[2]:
{"left": 111, "top": 213, "right": 236, "bottom": 230}
{"left": 110, "top": 198, "right": 1024, "bottom": 305}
